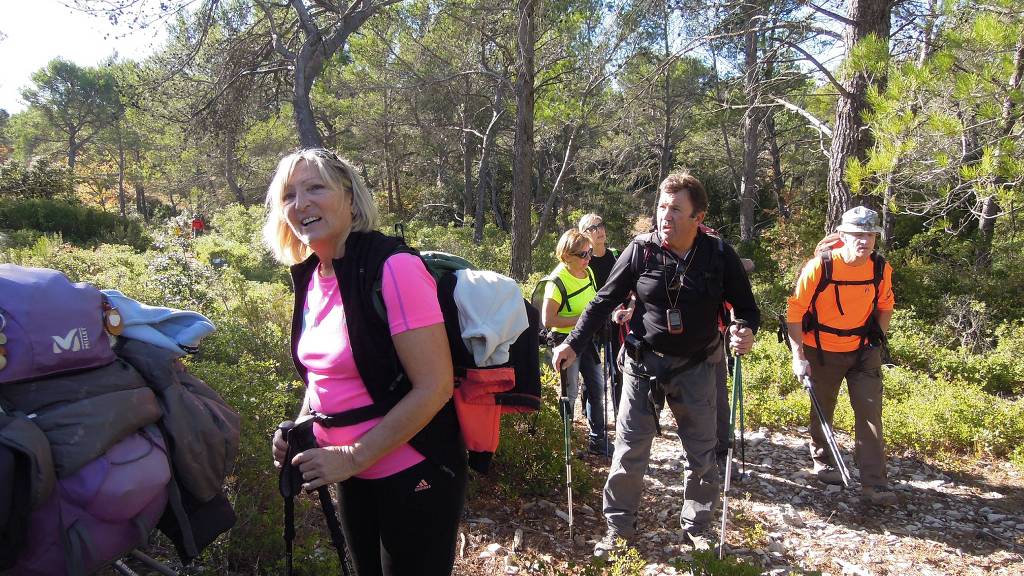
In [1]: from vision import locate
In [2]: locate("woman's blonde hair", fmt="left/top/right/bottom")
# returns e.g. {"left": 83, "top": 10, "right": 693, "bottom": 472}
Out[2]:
{"left": 555, "top": 229, "right": 591, "bottom": 264}
{"left": 263, "top": 149, "right": 379, "bottom": 265}
{"left": 577, "top": 213, "right": 603, "bottom": 232}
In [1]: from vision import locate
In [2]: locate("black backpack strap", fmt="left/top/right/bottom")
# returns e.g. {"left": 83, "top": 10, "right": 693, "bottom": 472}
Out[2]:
{"left": 871, "top": 252, "right": 886, "bottom": 309}
{"left": 807, "top": 250, "right": 833, "bottom": 364}
{"left": 552, "top": 276, "right": 570, "bottom": 313}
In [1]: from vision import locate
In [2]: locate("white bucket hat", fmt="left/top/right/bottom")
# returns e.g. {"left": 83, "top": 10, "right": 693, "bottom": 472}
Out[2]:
{"left": 836, "top": 206, "right": 882, "bottom": 234}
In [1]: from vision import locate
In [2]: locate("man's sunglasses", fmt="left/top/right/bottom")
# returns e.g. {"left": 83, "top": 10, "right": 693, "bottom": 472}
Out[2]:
{"left": 573, "top": 248, "right": 594, "bottom": 259}
{"left": 584, "top": 223, "right": 605, "bottom": 232}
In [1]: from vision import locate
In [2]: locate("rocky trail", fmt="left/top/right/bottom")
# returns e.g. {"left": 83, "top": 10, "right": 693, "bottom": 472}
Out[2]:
{"left": 454, "top": 409, "right": 1024, "bottom": 576}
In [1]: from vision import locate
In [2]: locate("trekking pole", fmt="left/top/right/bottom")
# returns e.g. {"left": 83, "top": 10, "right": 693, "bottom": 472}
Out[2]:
{"left": 719, "top": 319, "right": 747, "bottom": 559}
{"left": 801, "top": 374, "right": 851, "bottom": 487}
{"left": 278, "top": 421, "right": 299, "bottom": 576}
{"left": 279, "top": 420, "right": 355, "bottom": 576}
{"left": 602, "top": 331, "right": 614, "bottom": 455}
{"left": 558, "top": 367, "right": 575, "bottom": 541}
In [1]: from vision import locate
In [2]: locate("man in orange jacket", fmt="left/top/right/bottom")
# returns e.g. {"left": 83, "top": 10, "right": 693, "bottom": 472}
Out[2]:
{"left": 786, "top": 206, "right": 898, "bottom": 506}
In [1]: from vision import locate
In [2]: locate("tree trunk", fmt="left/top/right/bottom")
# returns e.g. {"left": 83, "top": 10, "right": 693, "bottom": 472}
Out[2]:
{"left": 739, "top": 12, "right": 760, "bottom": 241}
{"left": 224, "top": 132, "right": 247, "bottom": 205}
{"left": 764, "top": 111, "right": 789, "bottom": 219}
{"left": 67, "top": 134, "right": 78, "bottom": 173}
{"left": 293, "top": 60, "right": 322, "bottom": 147}
{"left": 117, "top": 126, "right": 127, "bottom": 219}
{"left": 826, "top": 0, "right": 891, "bottom": 231}
{"left": 132, "top": 148, "right": 147, "bottom": 220}
{"left": 510, "top": 0, "right": 536, "bottom": 280}
{"left": 462, "top": 122, "right": 474, "bottom": 226}
{"left": 532, "top": 126, "right": 578, "bottom": 247}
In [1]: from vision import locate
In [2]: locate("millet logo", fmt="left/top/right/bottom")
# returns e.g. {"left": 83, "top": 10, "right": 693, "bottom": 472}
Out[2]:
{"left": 52, "top": 328, "right": 91, "bottom": 354}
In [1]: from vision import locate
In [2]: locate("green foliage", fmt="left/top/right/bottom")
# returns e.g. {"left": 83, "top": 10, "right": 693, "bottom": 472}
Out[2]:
{"left": 0, "top": 197, "right": 150, "bottom": 249}
{"left": 186, "top": 357, "right": 337, "bottom": 574}
{"left": 742, "top": 319, "right": 1024, "bottom": 462}
{"left": 397, "top": 221, "right": 515, "bottom": 273}
{"left": 674, "top": 550, "right": 762, "bottom": 576}
{"left": 0, "top": 160, "right": 74, "bottom": 200}
{"left": 192, "top": 204, "right": 285, "bottom": 283}
{"left": 492, "top": 365, "right": 594, "bottom": 497}
{"left": 606, "top": 544, "right": 647, "bottom": 576}
{"left": 743, "top": 337, "right": 809, "bottom": 430}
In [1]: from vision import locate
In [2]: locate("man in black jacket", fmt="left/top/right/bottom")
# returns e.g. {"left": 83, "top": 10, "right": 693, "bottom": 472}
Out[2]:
{"left": 552, "top": 172, "right": 759, "bottom": 555}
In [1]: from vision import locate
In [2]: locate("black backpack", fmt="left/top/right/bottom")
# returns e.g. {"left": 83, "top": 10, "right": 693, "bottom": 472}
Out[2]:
{"left": 800, "top": 249, "right": 887, "bottom": 363}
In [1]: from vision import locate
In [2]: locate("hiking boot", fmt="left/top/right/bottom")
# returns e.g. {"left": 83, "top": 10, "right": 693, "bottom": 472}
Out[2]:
{"left": 816, "top": 466, "right": 844, "bottom": 486}
{"left": 588, "top": 441, "right": 612, "bottom": 457}
{"left": 680, "top": 526, "right": 714, "bottom": 551}
{"left": 861, "top": 486, "right": 898, "bottom": 506}
{"left": 593, "top": 531, "right": 630, "bottom": 559}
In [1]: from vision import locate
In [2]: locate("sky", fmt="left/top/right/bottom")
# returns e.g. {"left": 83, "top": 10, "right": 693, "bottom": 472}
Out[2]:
{"left": 0, "top": 0, "right": 167, "bottom": 114}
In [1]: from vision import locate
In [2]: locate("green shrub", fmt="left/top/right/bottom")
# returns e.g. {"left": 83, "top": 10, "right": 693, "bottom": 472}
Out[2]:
{"left": 186, "top": 356, "right": 337, "bottom": 574}
{"left": 192, "top": 204, "right": 286, "bottom": 284}
{"left": 199, "top": 269, "right": 295, "bottom": 376}
{"left": 3, "top": 239, "right": 151, "bottom": 297}
{"left": 0, "top": 198, "right": 150, "bottom": 249}
{"left": 0, "top": 159, "right": 74, "bottom": 200}
{"left": 742, "top": 329, "right": 1024, "bottom": 461}
{"left": 491, "top": 365, "right": 594, "bottom": 497}
{"left": 674, "top": 550, "right": 762, "bottom": 576}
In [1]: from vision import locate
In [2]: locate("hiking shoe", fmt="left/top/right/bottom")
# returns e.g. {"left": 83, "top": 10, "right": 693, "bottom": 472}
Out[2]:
{"left": 861, "top": 486, "right": 898, "bottom": 506}
{"left": 593, "top": 531, "right": 629, "bottom": 559}
{"left": 816, "top": 466, "right": 844, "bottom": 486}
{"left": 680, "top": 526, "right": 714, "bottom": 551}
{"left": 588, "top": 441, "right": 612, "bottom": 457}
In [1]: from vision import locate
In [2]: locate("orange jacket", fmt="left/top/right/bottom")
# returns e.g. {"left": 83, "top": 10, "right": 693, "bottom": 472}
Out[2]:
{"left": 786, "top": 255, "right": 894, "bottom": 352}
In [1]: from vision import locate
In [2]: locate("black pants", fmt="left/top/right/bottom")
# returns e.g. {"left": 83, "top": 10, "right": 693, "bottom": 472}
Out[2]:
{"left": 337, "top": 458, "right": 467, "bottom": 576}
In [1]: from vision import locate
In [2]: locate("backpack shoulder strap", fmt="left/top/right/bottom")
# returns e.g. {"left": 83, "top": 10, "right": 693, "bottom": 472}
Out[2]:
{"left": 552, "top": 276, "right": 569, "bottom": 313}
{"left": 810, "top": 249, "right": 833, "bottom": 308}
{"left": 368, "top": 239, "right": 418, "bottom": 326}
{"left": 870, "top": 251, "right": 886, "bottom": 309}
{"left": 629, "top": 233, "right": 658, "bottom": 278}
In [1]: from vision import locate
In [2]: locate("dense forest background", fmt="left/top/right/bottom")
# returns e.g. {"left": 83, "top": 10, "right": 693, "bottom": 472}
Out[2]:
{"left": 1, "top": 0, "right": 1023, "bottom": 573}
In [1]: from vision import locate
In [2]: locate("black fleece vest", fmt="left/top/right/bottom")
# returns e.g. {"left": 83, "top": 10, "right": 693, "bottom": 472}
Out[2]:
{"left": 289, "top": 231, "right": 463, "bottom": 476}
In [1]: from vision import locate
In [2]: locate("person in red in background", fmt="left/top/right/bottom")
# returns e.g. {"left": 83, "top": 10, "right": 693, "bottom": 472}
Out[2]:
{"left": 191, "top": 215, "right": 206, "bottom": 238}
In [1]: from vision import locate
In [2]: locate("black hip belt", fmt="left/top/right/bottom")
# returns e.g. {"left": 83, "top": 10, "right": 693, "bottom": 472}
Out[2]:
{"left": 309, "top": 403, "right": 394, "bottom": 428}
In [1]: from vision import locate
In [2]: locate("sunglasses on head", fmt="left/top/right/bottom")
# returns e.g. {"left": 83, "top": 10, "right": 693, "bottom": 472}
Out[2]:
{"left": 573, "top": 248, "right": 593, "bottom": 259}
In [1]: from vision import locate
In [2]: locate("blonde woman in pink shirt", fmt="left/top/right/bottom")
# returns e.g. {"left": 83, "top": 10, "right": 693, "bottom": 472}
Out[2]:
{"left": 265, "top": 148, "right": 465, "bottom": 576}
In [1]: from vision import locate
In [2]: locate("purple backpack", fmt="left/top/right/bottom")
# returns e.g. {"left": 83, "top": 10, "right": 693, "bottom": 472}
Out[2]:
{"left": 0, "top": 265, "right": 116, "bottom": 385}
{"left": 8, "top": 428, "right": 170, "bottom": 576}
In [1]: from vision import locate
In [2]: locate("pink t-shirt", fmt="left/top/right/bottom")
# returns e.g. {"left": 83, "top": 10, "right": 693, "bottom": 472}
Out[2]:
{"left": 298, "top": 252, "right": 443, "bottom": 479}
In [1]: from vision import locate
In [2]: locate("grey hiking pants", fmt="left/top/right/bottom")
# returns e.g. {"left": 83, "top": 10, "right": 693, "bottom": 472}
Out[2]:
{"left": 805, "top": 345, "right": 887, "bottom": 488}
{"left": 602, "top": 345, "right": 721, "bottom": 537}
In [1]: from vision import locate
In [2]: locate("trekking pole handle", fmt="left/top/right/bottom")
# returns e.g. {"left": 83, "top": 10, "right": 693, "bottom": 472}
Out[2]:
{"left": 278, "top": 420, "right": 295, "bottom": 443}
{"left": 730, "top": 319, "right": 749, "bottom": 357}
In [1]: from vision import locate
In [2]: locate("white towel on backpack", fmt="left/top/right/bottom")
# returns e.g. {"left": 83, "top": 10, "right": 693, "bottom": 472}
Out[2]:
{"left": 453, "top": 269, "right": 529, "bottom": 367}
{"left": 102, "top": 290, "right": 216, "bottom": 356}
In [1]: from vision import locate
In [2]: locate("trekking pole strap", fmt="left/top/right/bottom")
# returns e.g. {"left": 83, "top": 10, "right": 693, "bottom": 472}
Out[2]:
{"left": 316, "top": 486, "right": 353, "bottom": 576}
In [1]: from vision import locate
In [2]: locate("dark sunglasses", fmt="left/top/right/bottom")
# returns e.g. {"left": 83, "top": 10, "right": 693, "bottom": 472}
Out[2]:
{"left": 573, "top": 248, "right": 594, "bottom": 259}
{"left": 584, "top": 223, "right": 605, "bottom": 232}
